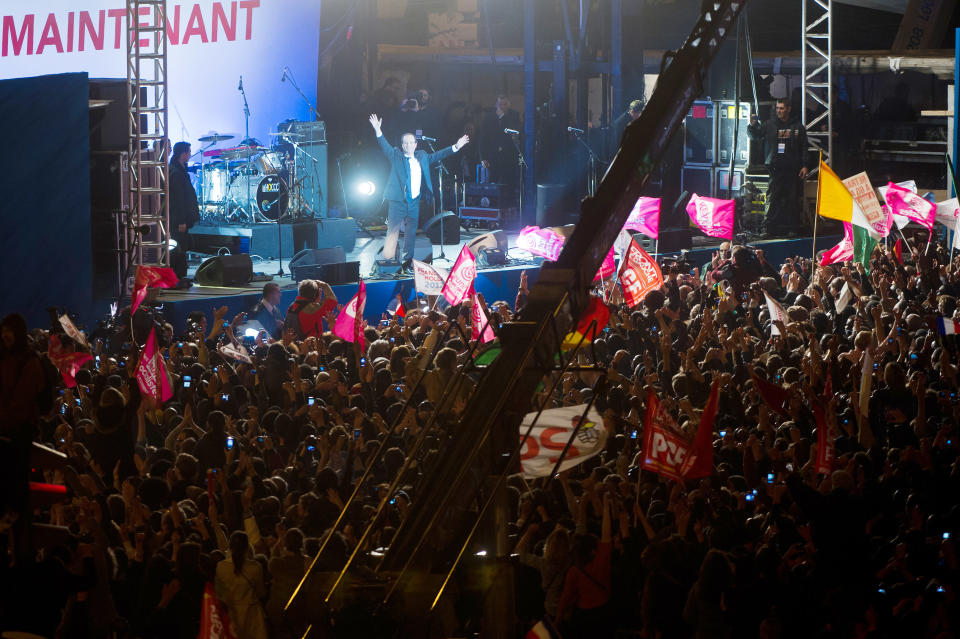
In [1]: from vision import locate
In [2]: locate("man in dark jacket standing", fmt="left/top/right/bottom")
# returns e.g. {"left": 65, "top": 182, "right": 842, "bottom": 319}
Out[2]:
{"left": 369, "top": 114, "right": 469, "bottom": 266}
{"left": 168, "top": 141, "right": 200, "bottom": 280}
{"left": 748, "top": 98, "right": 809, "bottom": 237}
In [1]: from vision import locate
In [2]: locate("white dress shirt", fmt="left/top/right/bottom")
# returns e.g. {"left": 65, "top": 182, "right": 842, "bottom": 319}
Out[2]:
{"left": 407, "top": 155, "right": 421, "bottom": 199}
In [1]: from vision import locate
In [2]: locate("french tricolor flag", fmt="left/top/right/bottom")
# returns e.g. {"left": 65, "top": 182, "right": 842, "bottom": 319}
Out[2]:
{"left": 938, "top": 317, "right": 960, "bottom": 335}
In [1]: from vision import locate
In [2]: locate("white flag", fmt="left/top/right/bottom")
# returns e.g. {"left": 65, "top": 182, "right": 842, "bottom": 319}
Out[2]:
{"left": 412, "top": 259, "right": 449, "bottom": 297}
{"left": 220, "top": 342, "right": 253, "bottom": 365}
{"left": 519, "top": 405, "right": 608, "bottom": 478}
{"left": 835, "top": 282, "right": 853, "bottom": 314}
{"left": 935, "top": 197, "right": 959, "bottom": 228}
{"left": 763, "top": 291, "right": 789, "bottom": 336}
{"left": 58, "top": 314, "right": 88, "bottom": 347}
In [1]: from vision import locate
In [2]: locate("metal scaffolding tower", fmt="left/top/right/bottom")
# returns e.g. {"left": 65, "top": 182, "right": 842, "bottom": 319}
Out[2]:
{"left": 801, "top": 0, "right": 832, "bottom": 166}
{"left": 126, "top": 0, "right": 170, "bottom": 267}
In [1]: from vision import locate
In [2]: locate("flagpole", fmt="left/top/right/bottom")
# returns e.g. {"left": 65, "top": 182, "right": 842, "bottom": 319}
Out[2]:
{"left": 812, "top": 151, "right": 822, "bottom": 272}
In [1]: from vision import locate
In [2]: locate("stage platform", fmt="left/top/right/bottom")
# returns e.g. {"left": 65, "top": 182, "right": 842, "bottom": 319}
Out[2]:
{"left": 152, "top": 228, "right": 841, "bottom": 329}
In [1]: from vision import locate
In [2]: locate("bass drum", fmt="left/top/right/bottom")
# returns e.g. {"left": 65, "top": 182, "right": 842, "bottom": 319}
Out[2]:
{"left": 229, "top": 174, "right": 288, "bottom": 221}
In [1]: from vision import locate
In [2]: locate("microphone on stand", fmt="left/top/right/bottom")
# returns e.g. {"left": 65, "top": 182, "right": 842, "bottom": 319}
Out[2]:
{"left": 567, "top": 126, "right": 585, "bottom": 134}
{"left": 238, "top": 76, "right": 243, "bottom": 91}
{"left": 280, "top": 67, "right": 287, "bottom": 82}
{"left": 504, "top": 128, "right": 519, "bottom": 135}
{"left": 419, "top": 135, "right": 437, "bottom": 142}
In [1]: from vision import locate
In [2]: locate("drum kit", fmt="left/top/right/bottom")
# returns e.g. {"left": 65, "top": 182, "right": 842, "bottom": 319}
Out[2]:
{"left": 191, "top": 128, "right": 315, "bottom": 224}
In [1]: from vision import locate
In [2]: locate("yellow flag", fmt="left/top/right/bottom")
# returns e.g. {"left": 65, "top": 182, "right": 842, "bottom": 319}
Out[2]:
{"left": 816, "top": 159, "right": 854, "bottom": 222}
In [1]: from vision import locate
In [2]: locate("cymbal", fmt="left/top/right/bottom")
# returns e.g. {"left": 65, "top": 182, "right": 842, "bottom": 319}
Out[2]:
{"left": 221, "top": 145, "right": 268, "bottom": 160}
{"left": 198, "top": 132, "right": 236, "bottom": 143}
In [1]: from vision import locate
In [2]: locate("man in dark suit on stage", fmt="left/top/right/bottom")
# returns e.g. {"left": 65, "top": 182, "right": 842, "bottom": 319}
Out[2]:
{"left": 479, "top": 95, "right": 522, "bottom": 185}
{"left": 168, "top": 141, "right": 199, "bottom": 281}
{"left": 369, "top": 113, "right": 470, "bottom": 266}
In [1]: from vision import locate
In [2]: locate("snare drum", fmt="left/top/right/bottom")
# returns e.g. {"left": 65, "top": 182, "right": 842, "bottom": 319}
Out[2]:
{"left": 256, "top": 151, "right": 285, "bottom": 175}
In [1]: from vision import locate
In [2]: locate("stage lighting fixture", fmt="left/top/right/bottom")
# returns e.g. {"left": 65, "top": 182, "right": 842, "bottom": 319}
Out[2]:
{"left": 355, "top": 180, "right": 377, "bottom": 197}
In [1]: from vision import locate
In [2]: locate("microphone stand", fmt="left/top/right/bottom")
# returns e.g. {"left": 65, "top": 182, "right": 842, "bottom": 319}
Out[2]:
{"left": 283, "top": 68, "right": 320, "bottom": 121}
{"left": 507, "top": 132, "right": 527, "bottom": 222}
{"left": 570, "top": 129, "right": 600, "bottom": 197}
{"left": 426, "top": 140, "right": 452, "bottom": 262}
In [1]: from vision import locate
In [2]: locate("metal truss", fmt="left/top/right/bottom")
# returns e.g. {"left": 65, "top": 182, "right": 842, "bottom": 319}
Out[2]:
{"left": 126, "top": 0, "right": 170, "bottom": 267}
{"left": 801, "top": 0, "right": 832, "bottom": 166}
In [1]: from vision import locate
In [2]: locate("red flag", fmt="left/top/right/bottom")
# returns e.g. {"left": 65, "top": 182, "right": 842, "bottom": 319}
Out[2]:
{"left": 131, "top": 265, "right": 179, "bottom": 315}
{"left": 641, "top": 390, "right": 690, "bottom": 483}
{"left": 47, "top": 334, "right": 92, "bottom": 388}
{"left": 893, "top": 237, "right": 903, "bottom": 264}
{"left": 680, "top": 379, "right": 718, "bottom": 479}
{"left": 441, "top": 245, "right": 477, "bottom": 306}
{"left": 618, "top": 238, "right": 664, "bottom": 308}
{"left": 560, "top": 295, "right": 610, "bottom": 350}
{"left": 198, "top": 582, "right": 238, "bottom": 639}
{"left": 820, "top": 222, "right": 854, "bottom": 266}
{"left": 813, "top": 405, "right": 835, "bottom": 475}
{"left": 593, "top": 246, "right": 616, "bottom": 282}
{"left": 823, "top": 369, "right": 833, "bottom": 400}
{"left": 135, "top": 328, "right": 173, "bottom": 402}
{"left": 751, "top": 372, "right": 789, "bottom": 416}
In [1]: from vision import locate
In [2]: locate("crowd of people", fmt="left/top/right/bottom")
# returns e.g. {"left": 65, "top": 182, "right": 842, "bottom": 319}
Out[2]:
{"left": 1, "top": 233, "right": 959, "bottom": 639}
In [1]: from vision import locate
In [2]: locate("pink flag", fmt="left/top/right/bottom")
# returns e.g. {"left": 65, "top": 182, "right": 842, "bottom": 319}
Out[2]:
{"left": 593, "top": 246, "right": 616, "bottom": 282}
{"left": 624, "top": 196, "right": 660, "bottom": 238}
{"left": 441, "top": 245, "right": 477, "bottom": 305}
{"left": 820, "top": 222, "right": 854, "bottom": 266}
{"left": 333, "top": 279, "right": 367, "bottom": 349}
{"left": 131, "top": 265, "right": 179, "bottom": 315}
{"left": 47, "top": 334, "right": 92, "bottom": 388}
{"left": 135, "top": 328, "right": 173, "bottom": 403}
{"left": 516, "top": 226, "right": 566, "bottom": 261}
{"left": 470, "top": 287, "right": 496, "bottom": 343}
{"left": 885, "top": 182, "right": 935, "bottom": 230}
{"left": 686, "top": 193, "right": 735, "bottom": 239}
{"left": 619, "top": 238, "right": 663, "bottom": 308}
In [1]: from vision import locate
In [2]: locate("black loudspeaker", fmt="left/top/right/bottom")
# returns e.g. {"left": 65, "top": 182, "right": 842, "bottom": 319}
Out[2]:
{"left": 466, "top": 230, "right": 507, "bottom": 255}
{"left": 536, "top": 183, "right": 578, "bottom": 227}
{"left": 289, "top": 247, "right": 349, "bottom": 283}
{"left": 194, "top": 254, "right": 253, "bottom": 286}
{"left": 423, "top": 211, "right": 460, "bottom": 244}
{"left": 478, "top": 248, "right": 507, "bottom": 266}
{"left": 289, "top": 247, "right": 346, "bottom": 269}
{"left": 683, "top": 100, "right": 715, "bottom": 164}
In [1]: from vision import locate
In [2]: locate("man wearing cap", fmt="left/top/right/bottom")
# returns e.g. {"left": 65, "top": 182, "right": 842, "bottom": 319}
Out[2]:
{"left": 169, "top": 141, "right": 199, "bottom": 282}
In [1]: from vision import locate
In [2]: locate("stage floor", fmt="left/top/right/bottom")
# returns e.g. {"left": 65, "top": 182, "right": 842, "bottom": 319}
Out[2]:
{"left": 151, "top": 226, "right": 841, "bottom": 329}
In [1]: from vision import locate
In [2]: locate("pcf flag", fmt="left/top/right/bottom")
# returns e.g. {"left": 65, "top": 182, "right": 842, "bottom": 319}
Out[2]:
{"left": 441, "top": 245, "right": 476, "bottom": 306}
{"left": 686, "top": 193, "right": 734, "bottom": 239}
{"left": 619, "top": 238, "right": 664, "bottom": 308}
{"left": 333, "top": 280, "right": 366, "bottom": 348}
{"left": 885, "top": 182, "right": 935, "bottom": 231}
{"left": 642, "top": 390, "right": 690, "bottom": 483}
{"left": 519, "top": 405, "right": 608, "bottom": 477}
{"left": 131, "top": 265, "right": 179, "bottom": 315}
{"left": 412, "top": 259, "right": 449, "bottom": 297}
{"left": 135, "top": 328, "right": 173, "bottom": 403}
{"left": 624, "top": 196, "right": 660, "bottom": 237}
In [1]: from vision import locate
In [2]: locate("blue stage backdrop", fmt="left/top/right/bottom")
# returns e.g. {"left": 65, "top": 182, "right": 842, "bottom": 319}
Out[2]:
{"left": 0, "top": 72, "right": 92, "bottom": 327}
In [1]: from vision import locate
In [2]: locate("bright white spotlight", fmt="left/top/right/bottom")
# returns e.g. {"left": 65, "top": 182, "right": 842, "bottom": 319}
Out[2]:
{"left": 244, "top": 327, "right": 260, "bottom": 338}
{"left": 355, "top": 180, "right": 376, "bottom": 197}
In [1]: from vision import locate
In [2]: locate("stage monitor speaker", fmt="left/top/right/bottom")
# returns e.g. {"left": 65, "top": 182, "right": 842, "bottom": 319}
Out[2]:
{"left": 423, "top": 211, "right": 460, "bottom": 245}
{"left": 536, "top": 183, "right": 579, "bottom": 227}
{"left": 292, "top": 262, "right": 359, "bottom": 285}
{"left": 195, "top": 254, "right": 253, "bottom": 286}
{"left": 466, "top": 230, "right": 507, "bottom": 255}
{"left": 478, "top": 248, "right": 507, "bottom": 266}
{"left": 289, "top": 247, "right": 346, "bottom": 269}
